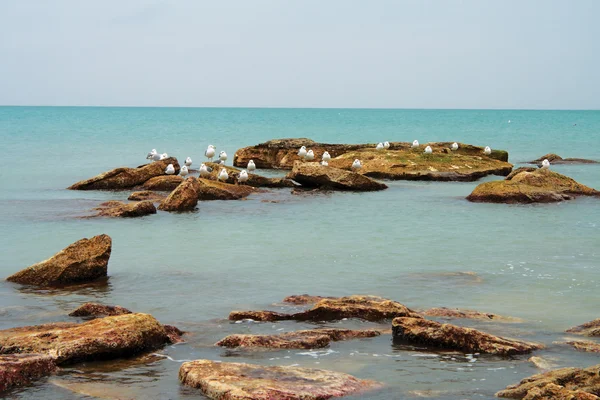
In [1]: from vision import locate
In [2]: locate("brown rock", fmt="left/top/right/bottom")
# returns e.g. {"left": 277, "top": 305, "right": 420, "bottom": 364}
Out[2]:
{"left": 141, "top": 175, "right": 184, "bottom": 191}
{"left": 286, "top": 162, "right": 388, "bottom": 191}
{"left": 528, "top": 153, "right": 598, "bottom": 165}
{"left": 0, "top": 313, "right": 171, "bottom": 365}
{"left": 164, "top": 325, "right": 185, "bottom": 344}
{"left": 0, "top": 354, "right": 57, "bottom": 392}
{"left": 94, "top": 200, "right": 156, "bottom": 218}
{"left": 392, "top": 317, "right": 543, "bottom": 355}
{"left": 197, "top": 178, "right": 255, "bottom": 200}
{"left": 179, "top": 359, "right": 382, "bottom": 399}
{"left": 561, "top": 340, "right": 600, "bottom": 353}
{"left": 228, "top": 310, "right": 289, "bottom": 322}
{"left": 68, "top": 158, "right": 180, "bottom": 190}
{"left": 127, "top": 190, "right": 167, "bottom": 202}
{"left": 506, "top": 167, "right": 538, "bottom": 180}
{"left": 566, "top": 318, "right": 600, "bottom": 336}
{"left": 422, "top": 307, "right": 524, "bottom": 323}
{"left": 68, "top": 302, "right": 132, "bottom": 318}
{"left": 204, "top": 162, "right": 295, "bottom": 187}
{"left": 467, "top": 169, "right": 600, "bottom": 204}
{"left": 158, "top": 177, "right": 200, "bottom": 211}
{"left": 6, "top": 234, "right": 111, "bottom": 287}
{"left": 282, "top": 294, "right": 338, "bottom": 304}
{"left": 496, "top": 364, "right": 600, "bottom": 399}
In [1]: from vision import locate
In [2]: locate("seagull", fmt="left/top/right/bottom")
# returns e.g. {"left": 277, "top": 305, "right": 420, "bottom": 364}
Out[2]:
{"left": 541, "top": 159, "right": 550, "bottom": 169}
{"left": 180, "top": 165, "right": 189, "bottom": 178}
{"left": 424, "top": 146, "right": 433, "bottom": 154}
{"left": 159, "top": 153, "right": 169, "bottom": 160}
{"left": 298, "top": 146, "right": 307, "bottom": 158}
{"left": 412, "top": 140, "right": 419, "bottom": 148}
{"left": 322, "top": 151, "right": 331, "bottom": 162}
{"left": 376, "top": 142, "right": 384, "bottom": 151}
{"left": 205, "top": 145, "right": 216, "bottom": 162}
{"left": 384, "top": 141, "right": 390, "bottom": 149}
{"left": 199, "top": 163, "right": 211, "bottom": 178}
{"left": 184, "top": 157, "right": 192, "bottom": 167}
{"left": 219, "top": 151, "right": 228, "bottom": 163}
{"left": 451, "top": 142, "right": 459, "bottom": 151}
{"left": 484, "top": 146, "right": 492, "bottom": 155}
{"left": 218, "top": 168, "right": 229, "bottom": 182}
{"left": 238, "top": 170, "right": 249, "bottom": 184}
{"left": 146, "top": 149, "right": 157, "bottom": 160}
{"left": 321, "top": 160, "right": 329, "bottom": 166}
{"left": 165, "top": 164, "right": 175, "bottom": 175}
{"left": 305, "top": 149, "right": 315, "bottom": 161}
{"left": 247, "top": 160, "right": 256, "bottom": 173}
{"left": 351, "top": 159, "right": 362, "bottom": 171}
{"left": 151, "top": 152, "right": 162, "bottom": 162}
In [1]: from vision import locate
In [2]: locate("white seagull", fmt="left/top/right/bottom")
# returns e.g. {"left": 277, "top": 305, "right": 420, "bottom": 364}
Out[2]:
{"left": 451, "top": 142, "right": 459, "bottom": 151}
{"left": 384, "top": 141, "right": 390, "bottom": 149}
{"left": 146, "top": 149, "right": 157, "bottom": 160}
{"left": 305, "top": 149, "right": 315, "bottom": 161}
{"left": 159, "top": 153, "right": 169, "bottom": 160}
{"left": 376, "top": 142, "right": 384, "bottom": 151}
{"left": 322, "top": 151, "right": 331, "bottom": 162}
{"left": 238, "top": 170, "right": 249, "bottom": 184}
{"left": 165, "top": 164, "right": 175, "bottom": 175}
{"left": 247, "top": 160, "right": 256, "bottom": 173}
{"left": 351, "top": 159, "right": 362, "bottom": 171}
{"left": 541, "top": 159, "right": 550, "bottom": 169}
{"left": 484, "top": 146, "right": 492, "bottom": 155}
{"left": 151, "top": 152, "right": 161, "bottom": 162}
{"left": 219, "top": 151, "right": 228, "bottom": 163}
{"left": 218, "top": 168, "right": 229, "bottom": 182}
{"left": 184, "top": 157, "right": 192, "bottom": 167}
{"left": 199, "top": 163, "right": 211, "bottom": 178}
{"left": 298, "top": 146, "right": 307, "bottom": 158}
{"left": 424, "top": 146, "right": 433, "bottom": 154}
{"left": 180, "top": 165, "right": 189, "bottom": 178}
{"left": 412, "top": 140, "right": 419, "bottom": 148}
{"left": 321, "top": 160, "right": 329, "bottom": 166}
{"left": 205, "top": 145, "right": 216, "bottom": 162}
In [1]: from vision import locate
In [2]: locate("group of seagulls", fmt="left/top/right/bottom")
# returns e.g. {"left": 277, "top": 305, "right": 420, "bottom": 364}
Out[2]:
{"left": 146, "top": 149, "right": 169, "bottom": 162}
{"left": 375, "top": 141, "right": 390, "bottom": 151}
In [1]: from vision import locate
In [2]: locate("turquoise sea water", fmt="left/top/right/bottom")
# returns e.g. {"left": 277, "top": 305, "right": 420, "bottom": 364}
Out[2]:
{"left": 1, "top": 106, "right": 599, "bottom": 399}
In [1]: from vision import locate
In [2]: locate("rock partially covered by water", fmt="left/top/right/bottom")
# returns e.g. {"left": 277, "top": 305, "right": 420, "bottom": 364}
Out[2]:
{"left": 0, "top": 354, "right": 57, "bottom": 392}
{"left": 422, "top": 307, "right": 524, "bottom": 323}
{"left": 179, "top": 359, "right": 382, "bottom": 399}
{"left": 127, "top": 191, "right": 167, "bottom": 202}
{"left": 0, "top": 313, "right": 172, "bottom": 365}
{"left": 204, "top": 163, "right": 295, "bottom": 187}
{"left": 158, "top": 177, "right": 200, "bottom": 211}
{"left": 286, "top": 162, "right": 388, "bottom": 191}
{"left": 560, "top": 340, "right": 600, "bottom": 353}
{"left": 141, "top": 175, "right": 183, "bottom": 191}
{"left": 566, "top": 318, "right": 600, "bottom": 336}
{"left": 467, "top": 169, "right": 600, "bottom": 203}
{"left": 6, "top": 234, "right": 111, "bottom": 287}
{"left": 392, "top": 317, "right": 543, "bottom": 355}
{"left": 68, "top": 303, "right": 132, "bottom": 318}
{"left": 283, "top": 294, "right": 337, "bottom": 304}
{"left": 197, "top": 178, "right": 255, "bottom": 200}
{"left": 527, "top": 153, "right": 599, "bottom": 165}
{"left": 216, "top": 329, "right": 380, "bottom": 349}
{"left": 496, "top": 364, "right": 600, "bottom": 399}
{"left": 228, "top": 310, "right": 290, "bottom": 322}
{"left": 94, "top": 200, "right": 156, "bottom": 218}
{"left": 68, "top": 158, "right": 180, "bottom": 190}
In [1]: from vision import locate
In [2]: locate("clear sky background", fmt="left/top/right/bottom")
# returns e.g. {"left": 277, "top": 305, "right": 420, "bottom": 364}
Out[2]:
{"left": 0, "top": 0, "right": 598, "bottom": 109}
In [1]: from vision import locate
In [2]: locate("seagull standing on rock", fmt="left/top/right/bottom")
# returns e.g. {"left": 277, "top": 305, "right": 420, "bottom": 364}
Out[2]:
{"left": 219, "top": 151, "right": 228, "bottom": 163}
{"left": 298, "top": 146, "right": 307, "bottom": 158}
{"left": 451, "top": 142, "right": 459, "bottom": 151}
{"left": 160, "top": 153, "right": 169, "bottom": 160}
{"left": 384, "top": 141, "right": 390, "bottom": 149}
{"left": 151, "top": 152, "right": 162, "bottom": 162}
{"left": 424, "top": 146, "right": 433, "bottom": 154}
{"left": 165, "top": 164, "right": 175, "bottom": 175}
{"left": 205, "top": 145, "right": 216, "bottom": 162}
{"left": 376, "top": 142, "right": 384, "bottom": 151}
{"left": 541, "top": 159, "right": 550, "bottom": 169}
{"left": 247, "top": 160, "right": 256, "bottom": 174}
{"left": 352, "top": 159, "right": 362, "bottom": 171}
{"left": 218, "top": 168, "right": 229, "bottom": 182}
{"left": 412, "top": 140, "right": 419, "bottom": 148}
{"left": 321, "top": 160, "right": 329, "bottom": 166}
{"left": 305, "top": 150, "right": 315, "bottom": 161}
{"left": 146, "top": 149, "right": 157, "bottom": 160}
{"left": 185, "top": 157, "right": 192, "bottom": 167}
{"left": 180, "top": 165, "right": 189, "bottom": 178}
{"left": 322, "top": 151, "right": 331, "bottom": 162}
{"left": 484, "top": 146, "right": 492, "bottom": 155}
{"left": 238, "top": 170, "right": 249, "bottom": 184}
{"left": 199, "top": 163, "right": 211, "bottom": 178}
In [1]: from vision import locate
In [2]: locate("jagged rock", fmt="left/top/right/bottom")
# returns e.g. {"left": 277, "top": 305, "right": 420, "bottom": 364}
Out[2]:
{"left": 94, "top": 200, "right": 156, "bottom": 217}
{"left": 560, "top": 340, "right": 600, "bottom": 353}
{"left": 0, "top": 313, "right": 172, "bottom": 365}
{"left": 163, "top": 325, "right": 185, "bottom": 344}
{"left": 68, "top": 303, "right": 132, "bottom": 318}
{"left": 496, "top": 364, "right": 600, "bottom": 399}
{"left": 216, "top": 328, "right": 380, "bottom": 349}
{"left": 6, "top": 234, "right": 111, "bottom": 287}
{"left": 282, "top": 294, "right": 337, "bottom": 304}
{"left": 422, "top": 307, "right": 524, "bottom": 323}
{"left": 204, "top": 162, "right": 295, "bottom": 187}
{"left": 197, "top": 178, "right": 255, "bottom": 200}
{"left": 467, "top": 169, "right": 600, "bottom": 203}
{"left": 392, "top": 317, "right": 543, "bottom": 355}
{"left": 0, "top": 354, "right": 57, "bottom": 392}
{"left": 527, "top": 153, "right": 598, "bottom": 165}
{"left": 286, "top": 162, "right": 388, "bottom": 191}
{"left": 566, "top": 319, "right": 600, "bottom": 336}
{"left": 68, "top": 158, "right": 180, "bottom": 190}
{"left": 179, "top": 359, "right": 381, "bottom": 399}
{"left": 127, "top": 191, "right": 167, "bottom": 202}
{"left": 158, "top": 177, "right": 200, "bottom": 211}
{"left": 141, "top": 175, "right": 184, "bottom": 191}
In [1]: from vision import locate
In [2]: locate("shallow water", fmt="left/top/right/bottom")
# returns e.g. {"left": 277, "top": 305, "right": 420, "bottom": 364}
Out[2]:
{"left": 1, "top": 107, "right": 599, "bottom": 399}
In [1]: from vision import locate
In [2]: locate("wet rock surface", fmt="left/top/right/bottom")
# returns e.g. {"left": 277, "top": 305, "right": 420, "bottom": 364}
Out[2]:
{"left": 68, "top": 302, "right": 132, "bottom": 318}
{"left": 422, "top": 307, "right": 524, "bottom": 323}
{"left": 94, "top": 200, "right": 157, "bottom": 218}
{"left": 158, "top": 177, "right": 200, "bottom": 211}
{"left": 204, "top": 162, "right": 295, "bottom": 187}
{"left": 197, "top": 178, "right": 256, "bottom": 200}
{"left": 286, "top": 162, "right": 388, "bottom": 191}
{"left": 141, "top": 175, "right": 184, "bottom": 191}
{"left": 127, "top": 190, "right": 167, "bottom": 202}
{"left": 566, "top": 319, "right": 600, "bottom": 336}
{"left": 527, "top": 153, "right": 598, "bottom": 165}
{"left": 0, "top": 354, "right": 57, "bottom": 392}
{"left": 282, "top": 294, "right": 338, "bottom": 304}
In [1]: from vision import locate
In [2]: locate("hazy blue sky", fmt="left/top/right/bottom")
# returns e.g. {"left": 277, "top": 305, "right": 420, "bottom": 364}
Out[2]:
{"left": 1, "top": 0, "right": 598, "bottom": 109}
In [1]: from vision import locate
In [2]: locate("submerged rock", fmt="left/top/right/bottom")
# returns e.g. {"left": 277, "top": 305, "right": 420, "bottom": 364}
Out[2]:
{"left": 68, "top": 302, "right": 132, "bottom": 318}
{"left": 496, "top": 364, "right": 600, "bottom": 399}
{"left": 286, "top": 162, "right": 388, "bottom": 191}
{"left": 197, "top": 178, "right": 255, "bottom": 200}
{"left": 392, "top": 317, "right": 543, "bottom": 355}
{"left": 68, "top": 158, "right": 180, "bottom": 190}
{"left": 127, "top": 190, "right": 167, "bottom": 202}
{"left": 0, "top": 354, "right": 57, "bottom": 392}
{"left": 179, "top": 359, "right": 382, "bottom": 399}
{"left": 0, "top": 313, "right": 172, "bottom": 365}
{"left": 528, "top": 356, "right": 558, "bottom": 371}
{"left": 422, "top": 307, "right": 524, "bottom": 323}
{"left": 228, "top": 310, "right": 289, "bottom": 322}
{"left": 566, "top": 318, "right": 600, "bottom": 336}
{"left": 94, "top": 200, "right": 156, "bottom": 218}
{"left": 282, "top": 294, "right": 338, "bottom": 304}
{"left": 6, "top": 234, "right": 111, "bottom": 287}
{"left": 527, "top": 153, "right": 598, "bottom": 165}
{"left": 158, "top": 177, "right": 200, "bottom": 211}
{"left": 141, "top": 175, "right": 183, "bottom": 191}
{"left": 467, "top": 169, "right": 600, "bottom": 203}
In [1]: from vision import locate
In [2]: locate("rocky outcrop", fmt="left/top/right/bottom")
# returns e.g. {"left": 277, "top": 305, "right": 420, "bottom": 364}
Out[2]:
{"left": 197, "top": 178, "right": 255, "bottom": 200}
{"left": 566, "top": 318, "right": 600, "bottom": 336}
{"left": 68, "top": 303, "right": 132, "bottom": 318}
{"left": 6, "top": 234, "right": 111, "bottom": 287}
{"left": 467, "top": 169, "right": 600, "bottom": 204}
{"left": 94, "top": 200, "right": 156, "bottom": 218}
{"left": 282, "top": 294, "right": 337, "bottom": 304}
{"left": 422, "top": 307, "right": 524, "bottom": 323}
{"left": 0, "top": 313, "right": 172, "bottom": 365}
{"left": 528, "top": 153, "right": 598, "bottom": 165}
{"left": 179, "top": 359, "right": 381, "bottom": 399}
{"left": 163, "top": 325, "right": 185, "bottom": 344}
{"left": 216, "top": 329, "right": 380, "bottom": 349}
{"left": 68, "top": 158, "right": 180, "bottom": 190}
{"left": 230, "top": 295, "right": 421, "bottom": 322}
{"left": 496, "top": 364, "right": 600, "bottom": 399}
{"left": 158, "top": 177, "right": 200, "bottom": 211}
{"left": 286, "top": 162, "right": 388, "bottom": 191}
{"left": 560, "top": 340, "right": 600, "bottom": 353}
{"left": 202, "top": 162, "right": 295, "bottom": 187}
{"left": 127, "top": 190, "right": 167, "bottom": 202}
{"left": 141, "top": 175, "right": 183, "bottom": 191}
{"left": 392, "top": 317, "right": 543, "bottom": 355}
{"left": 0, "top": 354, "right": 57, "bottom": 392}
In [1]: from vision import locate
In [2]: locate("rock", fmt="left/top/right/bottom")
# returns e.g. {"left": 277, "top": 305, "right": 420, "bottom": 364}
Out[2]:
{"left": 230, "top": 295, "right": 421, "bottom": 322}
{"left": 127, "top": 190, "right": 167, "bottom": 202}
{"left": 179, "top": 359, "right": 381, "bottom": 399}
{"left": 216, "top": 328, "right": 380, "bottom": 349}
{"left": 0, "top": 313, "right": 171, "bottom": 365}
{"left": 286, "top": 162, "right": 388, "bottom": 191}
{"left": 0, "top": 354, "right": 57, "bottom": 392}
{"left": 529, "top": 356, "right": 558, "bottom": 371}
{"left": 528, "top": 153, "right": 598, "bottom": 165}
{"left": 158, "top": 177, "right": 200, "bottom": 211}
{"left": 496, "top": 364, "right": 600, "bottom": 399}
{"left": 506, "top": 167, "right": 537, "bottom": 180}
{"left": 421, "top": 307, "right": 524, "bottom": 323}
{"left": 522, "top": 383, "right": 599, "bottom": 400}
{"left": 141, "top": 175, "right": 183, "bottom": 191}
{"left": 68, "top": 158, "right": 180, "bottom": 190}
{"left": 6, "top": 234, "right": 111, "bottom": 287}
{"left": 94, "top": 200, "right": 156, "bottom": 218}
{"left": 392, "top": 317, "right": 543, "bottom": 355}
{"left": 467, "top": 169, "right": 600, "bottom": 204}
{"left": 204, "top": 162, "right": 295, "bottom": 188}
{"left": 163, "top": 325, "right": 185, "bottom": 344}
{"left": 197, "top": 178, "right": 255, "bottom": 200}
{"left": 566, "top": 318, "right": 600, "bottom": 336}
{"left": 560, "top": 340, "right": 600, "bottom": 353}
{"left": 68, "top": 303, "right": 132, "bottom": 318}
{"left": 282, "top": 294, "right": 337, "bottom": 304}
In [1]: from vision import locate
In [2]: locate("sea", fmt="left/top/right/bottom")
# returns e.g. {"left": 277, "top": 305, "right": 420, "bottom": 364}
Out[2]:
{"left": 0, "top": 106, "right": 599, "bottom": 399}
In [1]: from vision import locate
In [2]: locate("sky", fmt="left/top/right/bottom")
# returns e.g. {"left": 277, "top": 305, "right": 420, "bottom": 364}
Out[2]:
{"left": 0, "top": 0, "right": 598, "bottom": 109}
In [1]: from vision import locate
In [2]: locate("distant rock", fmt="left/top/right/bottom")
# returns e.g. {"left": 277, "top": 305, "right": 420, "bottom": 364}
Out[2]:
{"left": 286, "top": 162, "right": 388, "bottom": 191}
{"left": 228, "top": 310, "right": 289, "bottom": 322}
{"left": 94, "top": 200, "right": 156, "bottom": 218}
{"left": 179, "top": 359, "right": 382, "bottom": 399}
{"left": 422, "top": 307, "right": 524, "bottom": 323}
{"left": 282, "top": 294, "right": 337, "bottom": 304}
{"left": 6, "top": 234, "right": 111, "bottom": 287}
{"left": 527, "top": 153, "right": 598, "bottom": 165}
{"left": 392, "top": 317, "right": 543, "bottom": 355}
{"left": 566, "top": 318, "right": 600, "bottom": 336}
{"left": 0, "top": 354, "right": 57, "bottom": 392}
{"left": 197, "top": 178, "right": 255, "bottom": 200}
{"left": 68, "top": 302, "right": 132, "bottom": 318}
{"left": 467, "top": 169, "right": 600, "bottom": 203}
{"left": 127, "top": 190, "right": 167, "bottom": 202}
{"left": 559, "top": 340, "right": 600, "bottom": 353}
{"left": 68, "top": 158, "right": 180, "bottom": 190}
{"left": 141, "top": 175, "right": 184, "bottom": 191}
{"left": 158, "top": 177, "right": 200, "bottom": 211}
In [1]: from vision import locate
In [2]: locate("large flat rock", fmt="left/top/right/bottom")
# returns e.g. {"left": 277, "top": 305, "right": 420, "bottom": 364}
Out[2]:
{"left": 6, "top": 234, "right": 111, "bottom": 287}
{"left": 286, "top": 162, "right": 388, "bottom": 191}
{"left": 422, "top": 307, "right": 524, "bottom": 323}
{"left": 179, "top": 359, "right": 381, "bottom": 399}
{"left": 93, "top": 200, "right": 156, "bottom": 218}
{"left": 197, "top": 178, "right": 256, "bottom": 200}
{"left": 0, "top": 354, "right": 57, "bottom": 392}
